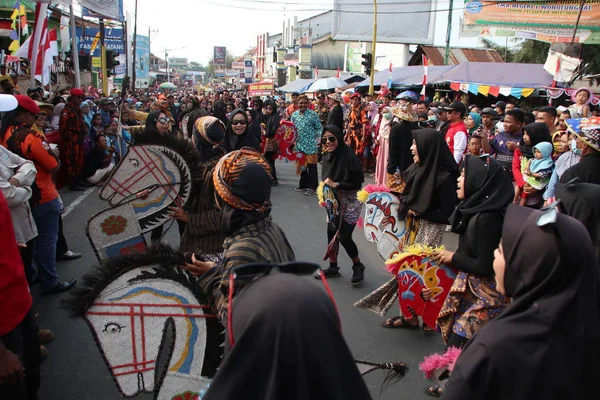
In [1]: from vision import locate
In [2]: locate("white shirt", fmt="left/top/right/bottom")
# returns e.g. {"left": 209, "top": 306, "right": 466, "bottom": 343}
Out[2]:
{"left": 453, "top": 131, "right": 467, "bottom": 164}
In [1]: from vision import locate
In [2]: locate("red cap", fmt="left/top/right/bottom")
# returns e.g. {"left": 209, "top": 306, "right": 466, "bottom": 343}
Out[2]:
{"left": 70, "top": 88, "right": 85, "bottom": 96}
{"left": 350, "top": 93, "right": 361, "bottom": 99}
{"left": 15, "top": 94, "right": 40, "bottom": 115}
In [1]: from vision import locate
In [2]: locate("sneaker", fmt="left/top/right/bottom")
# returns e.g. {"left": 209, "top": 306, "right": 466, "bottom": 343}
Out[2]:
{"left": 314, "top": 266, "right": 341, "bottom": 279}
{"left": 41, "top": 279, "right": 77, "bottom": 295}
{"left": 295, "top": 187, "right": 307, "bottom": 192}
{"left": 304, "top": 189, "right": 316, "bottom": 196}
{"left": 351, "top": 263, "right": 366, "bottom": 287}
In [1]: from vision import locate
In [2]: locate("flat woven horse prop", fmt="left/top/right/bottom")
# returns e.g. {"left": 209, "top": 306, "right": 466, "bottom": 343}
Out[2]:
{"left": 87, "top": 130, "right": 202, "bottom": 261}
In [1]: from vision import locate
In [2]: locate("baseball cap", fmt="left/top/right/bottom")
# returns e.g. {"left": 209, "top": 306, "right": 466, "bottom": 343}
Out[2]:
{"left": 443, "top": 101, "right": 467, "bottom": 115}
{"left": 15, "top": 94, "right": 40, "bottom": 115}
{"left": 492, "top": 101, "right": 506, "bottom": 109}
{"left": 0, "top": 94, "right": 18, "bottom": 112}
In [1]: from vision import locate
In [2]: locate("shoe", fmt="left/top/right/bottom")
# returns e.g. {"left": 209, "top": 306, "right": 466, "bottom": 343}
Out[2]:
{"left": 351, "top": 263, "right": 366, "bottom": 287}
{"left": 271, "top": 180, "right": 279, "bottom": 187}
{"left": 314, "top": 266, "right": 341, "bottom": 279}
{"left": 40, "top": 345, "right": 48, "bottom": 362}
{"left": 304, "top": 189, "right": 316, "bottom": 196}
{"left": 295, "top": 187, "right": 307, "bottom": 192}
{"left": 57, "top": 250, "right": 82, "bottom": 261}
{"left": 41, "top": 279, "right": 77, "bottom": 295}
{"left": 38, "top": 329, "right": 55, "bottom": 345}
{"left": 69, "top": 184, "right": 85, "bottom": 191}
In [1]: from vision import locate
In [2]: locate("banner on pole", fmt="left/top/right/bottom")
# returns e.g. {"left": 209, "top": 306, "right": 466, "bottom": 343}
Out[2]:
{"left": 213, "top": 46, "right": 226, "bottom": 65}
{"left": 79, "top": 0, "right": 124, "bottom": 22}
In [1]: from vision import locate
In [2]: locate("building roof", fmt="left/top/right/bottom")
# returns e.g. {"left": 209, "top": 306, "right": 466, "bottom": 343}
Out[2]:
{"left": 409, "top": 45, "right": 504, "bottom": 66}
{"left": 312, "top": 52, "right": 344, "bottom": 70}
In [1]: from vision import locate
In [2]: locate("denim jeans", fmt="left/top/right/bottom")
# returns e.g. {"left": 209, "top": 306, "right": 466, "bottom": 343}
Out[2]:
{"left": 32, "top": 197, "right": 60, "bottom": 290}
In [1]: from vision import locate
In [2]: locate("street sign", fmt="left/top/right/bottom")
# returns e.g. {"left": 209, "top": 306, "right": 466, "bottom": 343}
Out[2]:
{"left": 115, "top": 65, "right": 127, "bottom": 75}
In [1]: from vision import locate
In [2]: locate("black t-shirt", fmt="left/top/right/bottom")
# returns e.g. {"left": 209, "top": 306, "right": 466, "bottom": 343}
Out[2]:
{"left": 82, "top": 147, "right": 107, "bottom": 178}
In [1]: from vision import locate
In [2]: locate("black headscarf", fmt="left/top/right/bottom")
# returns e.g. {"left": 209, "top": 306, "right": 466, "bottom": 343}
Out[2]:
{"left": 557, "top": 181, "right": 600, "bottom": 263}
{"left": 263, "top": 100, "right": 280, "bottom": 138}
{"left": 400, "top": 128, "right": 459, "bottom": 216}
{"left": 443, "top": 204, "right": 600, "bottom": 400}
{"left": 387, "top": 120, "right": 415, "bottom": 175}
{"left": 213, "top": 99, "right": 229, "bottom": 127}
{"left": 204, "top": 273, "right": 372, "bottom": 400}
{"left": 144, "top": 110, "right": 163, "bottom": 135}
{"left": 193, "top": 116, "right": 226, "bottom": 162}
{"left": 247, "top": 109, "right": 263, "bottom": 143}
{"left": 321, "top": 125, "right": 363, "bottom": 185}
{"left": 519, "top": 122, "right": 552, "bottom": 158}
{"left": 449, "top": 155, "right": 513, "bottom": 233}
{"left": 223, "top": 109, "right": 260, "bottom": 152}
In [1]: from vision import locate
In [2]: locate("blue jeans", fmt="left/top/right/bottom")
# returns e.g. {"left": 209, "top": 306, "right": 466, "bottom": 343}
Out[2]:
{"left": 32, "top": 198, "right": 60, "bottom": 290}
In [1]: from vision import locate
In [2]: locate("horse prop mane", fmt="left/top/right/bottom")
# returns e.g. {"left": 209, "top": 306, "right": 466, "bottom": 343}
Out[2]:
{"left": 87, "top": 130, "right": 202, "bottom": 261}
{"left": 62, "top": 243, "right": 223, "bottom": 400}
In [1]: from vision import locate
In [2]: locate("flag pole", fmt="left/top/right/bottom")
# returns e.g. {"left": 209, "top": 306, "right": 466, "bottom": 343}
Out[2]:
{"left": 368, "top": 0, "right": 377, "bottom": 96}
{"left": 30, "top": 1, "right": 49, "bottom": 87}
{"left": 69, "top": 0, "right": 80, "bottom": 88}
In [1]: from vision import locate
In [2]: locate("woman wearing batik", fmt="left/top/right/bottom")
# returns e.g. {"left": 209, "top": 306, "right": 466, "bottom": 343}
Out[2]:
{"left": 423, "top": 155, "right": 512, "bottom": 397}
{"left": 182, "top": 148, "right": 295, "bottom": 325}
{"left": 291, "top": 94, "right": 322, "bottom": 196}
{"left": 361, "top": 129, "right": 458, "bottom": 329}
{"left": 315, "top": 125, "right": 366, "bottom": 287}
{"left": 173, "top": 116, "right": 227, "bottom": 260}
{"left": 262, "top": 100, "right": 280, "bottom": 186}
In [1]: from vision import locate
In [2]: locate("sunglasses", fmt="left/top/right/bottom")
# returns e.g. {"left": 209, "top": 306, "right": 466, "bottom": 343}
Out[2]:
{"left": 157, "top": 117, "right": 171, "bottom": 124}
{"left": 231, "top": 120, "right": 246, "bottom": 126}
{"left": 227, "top": 262, "right": 339, "bottom": 347}
{"left": 321, "top": 136, "right": 337, "bottom": 144}
{"left": 263, "top": 107, "right": 272, "bottom": 111}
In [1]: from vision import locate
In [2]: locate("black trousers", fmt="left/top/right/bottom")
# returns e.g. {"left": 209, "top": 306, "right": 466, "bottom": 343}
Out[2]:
{"left": 56, "top": 216, "right": 68, "bottom": 258}
{"left": 0, "top": 310, "right": 41, "bottom": 400}
{"left": 20, "top": 239, "right": 36, "bottom": 284}
{"left": 299, "top": 164, "right": 318, "bottom": 191}
{"left": 327, "top": 220, "right": 359, "bottom": 260}
{"left": 264, "top": 152, "right": 278, "bottom": 182}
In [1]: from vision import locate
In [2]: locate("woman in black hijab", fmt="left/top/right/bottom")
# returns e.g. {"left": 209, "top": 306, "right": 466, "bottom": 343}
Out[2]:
{"left": 247, "top": 108, "right": 263, "bottom": 144}
{"left": 223, "top": 109, "right": 260, "bottom": 152}
{"left": 262, "top": 100, "right": 280, "bottom": 185}
{"left": 316, "top": 125, "right": 366, "bottom": 286}
{"left": 444, "top": 204, "right": 600, "bottom": 400}
{"left": 326, "top": 93, "right": 344, "bottom": 132}
{"left": 424, "top": 155, "right": 512, "bottom": 397}
{"left": 212, "top": 99, "right": 229, "bottom": 127}
{"left": 557, "top": 181, "right": 600, "bottom": 263}
{"left": 382, "top": 128, "right": 459, "bottom": 329}
{"left": 386, "top": 103, "right": 416, "bottom": 193}
{"left": 513, "top": 122, "right": 552, "bottom": 207}
{"left": 203, "top": 273, "right": 372, "bottom": 400}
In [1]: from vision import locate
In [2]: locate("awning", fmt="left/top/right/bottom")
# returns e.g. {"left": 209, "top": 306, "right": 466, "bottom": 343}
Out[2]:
{"left": 356, "top": 65, "right": 455, "bottom": 88}
{"left": 278, "top": 78, "right": 315, "bottom": 93}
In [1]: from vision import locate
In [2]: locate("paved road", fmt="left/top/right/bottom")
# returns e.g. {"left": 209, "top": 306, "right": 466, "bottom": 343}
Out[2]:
{"left": 35, "top": 160, "right": 457, "bottom": 400}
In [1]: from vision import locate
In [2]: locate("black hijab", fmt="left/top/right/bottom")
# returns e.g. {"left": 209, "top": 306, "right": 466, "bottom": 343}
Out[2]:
{"left": 400, "top": 128, "right": 459, "bottom": 216}
{"left": 449, "top": 155, "right": 513, "bottom": 233}
{"left": 321, "top": 125, "right": 363, "bottom": 184}
{"left": 144, "top": 110, "right": 163, "bottom": 135}
{"left": 557, "top": 181, "right": 600, "bottom": 263}
{"left": 204, "top": 273, "right": 372, "bottom": 400}
{"left": 519, "top": 122, "right": 552, "bottom": 158}
{"left": 388, "top": 119, "right": 415, "bottom": 174}
{"left": 444, "top": 204, "right": 600, "bottom": 400}
{"left": 248, "top": 109, "right": 263, "bottom": 143}
{"left": 213, "top": 99, "right": 229, "bottom": 126}
{"left": 263, "top": 100, "right": 280, "bottom": 138}
{"left": 193, "top": 116, "right": 226, "bottom": 162}
{"left": 223, "top": 109, "right": 260, "bottom": 152}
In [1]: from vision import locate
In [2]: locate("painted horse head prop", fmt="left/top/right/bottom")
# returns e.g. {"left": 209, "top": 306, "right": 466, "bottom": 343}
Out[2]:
{"left": 357, "top": 185, "right": 407, "bottom": 260}
{"left": 87, "top": 131, "right": 202, "bottom": 261}
{"left": 62, "top": 244, "right": 223, "bottom": 400}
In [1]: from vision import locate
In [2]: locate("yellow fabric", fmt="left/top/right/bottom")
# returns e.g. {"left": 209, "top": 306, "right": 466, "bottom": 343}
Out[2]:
{"left": 521, "top": 88, "right": 535, "bottom": 98}
{"left": 477, "top": 85, "right": 490, "bottom": 96}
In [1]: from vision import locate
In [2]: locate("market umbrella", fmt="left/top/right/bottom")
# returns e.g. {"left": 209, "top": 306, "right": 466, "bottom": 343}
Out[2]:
{"left": 159, "top": 82, "right": 178, "bottom": 90}
{"left": 304, "top": 77, "right": 348, "bottom": 92}
{"left": 278, "top": 78, "right": 315, "bottom": 93}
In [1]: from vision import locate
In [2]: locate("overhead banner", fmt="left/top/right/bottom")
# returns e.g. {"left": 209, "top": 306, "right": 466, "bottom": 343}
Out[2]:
{"left": 214, "top": 46, "right": 226, "bottom": 65}
{"left": 461, "top": 23, "right": 600, "bottom": 44}
{"left": 248, "top": 82, "right": 274, "bottom": 97}
{"left": 463, "top": 1, "right": 600, "bottom": 30}
{"left": 76, "top": 26, "right": 124, "bottom": 57}
{"left": 79, "top": 0, "right": 124, "bottom": 21}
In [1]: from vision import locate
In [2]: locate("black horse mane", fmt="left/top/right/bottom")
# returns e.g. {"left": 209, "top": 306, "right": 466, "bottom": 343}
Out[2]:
{"left": 61, "top": 243, "right": 204, "bottom": 319}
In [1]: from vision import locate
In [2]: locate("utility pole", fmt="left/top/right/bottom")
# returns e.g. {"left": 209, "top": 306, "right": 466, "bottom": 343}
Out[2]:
{"left": 131, "top": 0, "right": 138, "bottom": 91}
{"left": 571, "top": 0, "right": 586, "bottom": 42}
{"left": 165, "top": 48, "right": 169, "bottom": 82}
{"left": 444, "top": 0, "right": 454, "bottom": 65}
{"left": 100, "top": 18, "right": 107, "bottom": 95}
{"left": 368, "top": 0, "right": 377, "bottom": 96}
{"left": 69, "top": 0, "right": 80, "bottom": 88}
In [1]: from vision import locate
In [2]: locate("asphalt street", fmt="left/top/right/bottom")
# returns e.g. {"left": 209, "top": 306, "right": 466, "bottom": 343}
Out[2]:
{"left": 35, "top": 160, "right": 457, "bottom": 400}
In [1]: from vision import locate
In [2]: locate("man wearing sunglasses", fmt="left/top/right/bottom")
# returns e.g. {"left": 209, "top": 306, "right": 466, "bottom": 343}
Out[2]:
{"left": 59, "top": 88, "right": 88, "bottom": 191}
{"left": 182, "top": 148, "right": 295, "bottom": 324}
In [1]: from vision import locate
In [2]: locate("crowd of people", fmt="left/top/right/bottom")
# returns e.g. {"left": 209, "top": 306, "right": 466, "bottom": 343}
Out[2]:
{"left": 1, "top": 79, "right": 599, "bottom": 400}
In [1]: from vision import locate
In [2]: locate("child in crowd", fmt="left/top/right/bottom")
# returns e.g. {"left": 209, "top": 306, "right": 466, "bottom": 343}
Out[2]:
{"left": 521, "top": 141, "right": 554, "bottom": 206}
{"left": 568, "top": 88, "right": 592, "bottom": 118}
{"left": 467, "top": 135, "right": 483, "bottom": 157}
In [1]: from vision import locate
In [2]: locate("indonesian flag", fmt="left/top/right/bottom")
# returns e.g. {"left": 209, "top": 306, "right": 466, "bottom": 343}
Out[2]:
{"left": 387, "top": 62, "right": 393, "bottom": 88}
{"left": 336, "top": 67, "right": 340, "bottom": 79}
{"left": 421, "top": 55, "right": 428, "bottom": 99}
{"left": 315, "top": 66, "right": 319, "bottom": 79}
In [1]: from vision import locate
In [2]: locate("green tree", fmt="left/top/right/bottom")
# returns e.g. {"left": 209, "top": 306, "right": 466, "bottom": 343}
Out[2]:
{"left": 481, "top": 38, "right": 514, "bottom": 62}
{"left": 207, "top": 51, "right": 236, "bottom": 78}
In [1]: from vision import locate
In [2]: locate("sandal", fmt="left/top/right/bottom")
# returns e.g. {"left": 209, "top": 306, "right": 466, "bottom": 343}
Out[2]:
{"left": 422, "top": 324, "right": 435, "bottom": 334}
{"left": 382, "top": 316, "right": 419, "bottom": 329}
{"left": 424, "top": 384, "right": 443, "bottom": 398}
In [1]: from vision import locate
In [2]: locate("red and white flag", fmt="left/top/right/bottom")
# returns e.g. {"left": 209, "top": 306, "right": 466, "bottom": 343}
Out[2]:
{"left": 315, "top": 66, "right": 319, "bottom": 79}
{"left": 421, "top": 55, "right": 428, "bottom": 99}
{"left": 336, "top": 67, "right": 340, "bottom": 79}
{"left": 387, "top": 62, "right": 393, "bottom": 88}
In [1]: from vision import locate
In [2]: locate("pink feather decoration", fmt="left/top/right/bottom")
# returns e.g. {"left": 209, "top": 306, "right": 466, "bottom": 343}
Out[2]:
{"left": 386, "top": 260, "right": 402, "bottom": 276}
{"left": 357, "top": 217, "right": 364, "bottom": 229}
{"left": 444, "top": 346, "right": 462, "bottom": 372}
{"left": 363, "top": 184, "right": 391, "bottom": 194}
{"left": 419, "top": 347, "right": 463, "bottom": 380}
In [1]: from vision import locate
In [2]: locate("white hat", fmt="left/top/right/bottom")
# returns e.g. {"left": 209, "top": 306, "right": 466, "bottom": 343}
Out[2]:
{"left": 0, "top": 94, "right": 18, "bottom": 112}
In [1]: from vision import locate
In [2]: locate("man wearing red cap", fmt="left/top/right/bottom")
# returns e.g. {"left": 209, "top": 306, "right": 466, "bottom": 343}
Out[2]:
{"left": 346, "top": 93, "right": 368, "bottom": 156}
{"left": 59, "top": 88, "right": 87, "bottom": 191}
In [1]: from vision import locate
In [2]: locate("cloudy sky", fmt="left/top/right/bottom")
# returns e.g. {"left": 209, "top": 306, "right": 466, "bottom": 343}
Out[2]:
{"left": 123, "top": 0, "right": 479, "bottom": 65}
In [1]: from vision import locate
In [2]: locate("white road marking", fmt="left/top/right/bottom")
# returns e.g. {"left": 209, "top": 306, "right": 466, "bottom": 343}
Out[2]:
{"left": 62, "top": 187, "right": 96, "bottom": 218}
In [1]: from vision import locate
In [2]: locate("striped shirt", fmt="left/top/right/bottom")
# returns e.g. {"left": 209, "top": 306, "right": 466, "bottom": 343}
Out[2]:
{"left": 180, "top": 157, "right": 225, "bottom": 255}
{"left": 198, "top": 216, "right": 296, "bottom": 324}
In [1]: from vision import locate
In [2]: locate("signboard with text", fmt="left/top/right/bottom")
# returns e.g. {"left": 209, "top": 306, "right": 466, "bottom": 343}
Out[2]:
{"left": 248, "top": 82, "right": 274, "bottom": 97}
{"left": 214, "top": 46, "right": 226, "bottom": 65}
{"left": 135, "top": 34, "right": 150, "bottom": 83}
{"left": 244, "top": 60, "right": 253, "bottom": 84}
{"left": 76, "top": 26, "right": 124, "bottom": 57}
